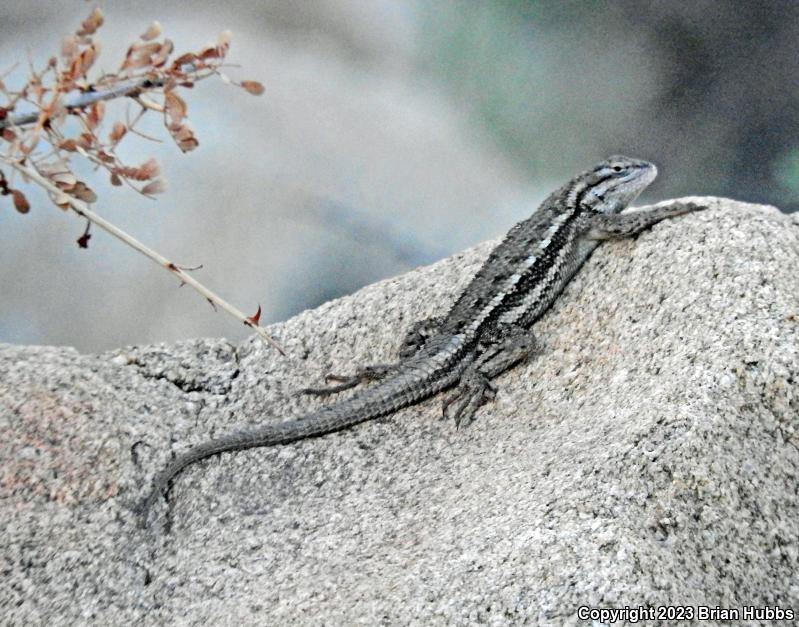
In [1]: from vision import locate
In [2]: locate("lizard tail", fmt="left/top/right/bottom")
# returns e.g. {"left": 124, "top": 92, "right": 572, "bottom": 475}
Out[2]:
{"left": 135, "top": 348, "right": 464, "bottom": 528}
{"left": 135, "top": 404, "right": 394, "bottom": 528}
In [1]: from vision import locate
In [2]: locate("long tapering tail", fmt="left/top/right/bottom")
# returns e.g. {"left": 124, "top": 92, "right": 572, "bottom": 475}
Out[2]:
{"left": 136, "top": 336, "right": 470, "bottom": 527}
{"left": 137, "top": 405, "right": 387, "bottom": 527}
{"left": 135, "top": 350, "right": 466, "bottom": 528}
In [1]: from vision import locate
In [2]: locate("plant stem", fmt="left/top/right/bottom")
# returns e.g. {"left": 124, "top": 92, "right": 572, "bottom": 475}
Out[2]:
{"left": 4, "top": 157, "right": 285, "bottom": 355}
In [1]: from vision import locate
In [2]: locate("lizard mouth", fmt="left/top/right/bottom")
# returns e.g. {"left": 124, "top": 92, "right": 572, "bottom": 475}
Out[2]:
{"left": 590, "top": 159, "right": 657, "bottom": 213}
{"left": 610, "top": 162, "right": 658, "bottom": 211}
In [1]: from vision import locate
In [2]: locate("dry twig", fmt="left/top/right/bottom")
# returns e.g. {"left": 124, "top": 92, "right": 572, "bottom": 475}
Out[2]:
{"left": 0, "top": 8, "right": 281, "bottom": 352}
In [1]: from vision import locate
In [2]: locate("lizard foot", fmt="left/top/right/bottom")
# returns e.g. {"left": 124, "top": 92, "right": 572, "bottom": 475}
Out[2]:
{"left": 442, "top": 371, "right": 497, "bottom": 428}
{"left": 300, "top": 364, "right": 393, "bottom": 396}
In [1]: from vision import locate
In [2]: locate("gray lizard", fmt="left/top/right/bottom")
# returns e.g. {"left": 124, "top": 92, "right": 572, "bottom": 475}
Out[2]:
{"left": 138, "top": 155, "right": 703, "bottom": 525}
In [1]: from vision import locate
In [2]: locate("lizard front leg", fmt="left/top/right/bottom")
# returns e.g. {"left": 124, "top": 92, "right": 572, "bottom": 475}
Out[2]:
{"left": 443, "top": 324, "right": 540, "bottom": 427}
{"left": 586, "top": 202, "right": 706, "bottom": 240}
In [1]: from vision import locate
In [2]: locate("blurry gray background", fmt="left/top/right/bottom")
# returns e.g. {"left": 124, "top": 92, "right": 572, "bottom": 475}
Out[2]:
{"left": 2, "top": 1, "right": 797, "bottom": 352}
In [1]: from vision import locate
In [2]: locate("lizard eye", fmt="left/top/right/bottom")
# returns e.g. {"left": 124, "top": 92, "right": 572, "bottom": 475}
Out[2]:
{"left": 611, "top": 164, "right": 623, "bottom": 173}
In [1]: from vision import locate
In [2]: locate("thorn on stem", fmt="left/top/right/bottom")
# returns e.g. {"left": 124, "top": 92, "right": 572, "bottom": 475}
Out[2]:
{"left": 246, "top": 304, "right": 262, "bottom": 326}
{"left": 77, "top": 220, "right": 91, "bottom": 248}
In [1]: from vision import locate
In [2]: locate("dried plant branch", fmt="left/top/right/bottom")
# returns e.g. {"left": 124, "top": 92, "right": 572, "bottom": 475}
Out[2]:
{"left": 0, "top": 68, "right": 191, "bottom": 130}
{"left": 1, "top": 9, "right": 279, "bottom": 353}
{"left": 3, "top": 157, "right": 285, "bottom": 355}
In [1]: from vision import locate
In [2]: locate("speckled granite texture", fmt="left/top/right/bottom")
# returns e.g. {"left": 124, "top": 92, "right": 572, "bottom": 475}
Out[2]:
{"left": 1, "top": 198, "right": 797, "bottom": 625}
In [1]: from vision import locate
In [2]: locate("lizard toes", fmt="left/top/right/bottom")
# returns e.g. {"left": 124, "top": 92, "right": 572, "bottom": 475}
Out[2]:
{"left": 442, "top": 374, "right": 496, "bottom": 428}
{"left": 299, "top": 365, "right": 394, "bottom": 396}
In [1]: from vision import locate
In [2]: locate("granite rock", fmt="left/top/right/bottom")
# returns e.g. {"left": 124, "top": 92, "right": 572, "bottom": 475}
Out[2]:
{"left": 1, "top": 197, "right": 797, "bottom": 625}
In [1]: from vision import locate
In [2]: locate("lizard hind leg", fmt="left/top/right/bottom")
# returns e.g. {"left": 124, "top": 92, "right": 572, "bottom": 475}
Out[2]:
{"left": 300, "top": 316, "right": 443, "bottom": 396}
{"left": 300, "top": 363, "right": 396, "bottom": 396}
{"left": 398, "top": 316, "right": 444, "bottom": 359}
{"left": 443, "top": 324, "right": 540, "bottom": 427}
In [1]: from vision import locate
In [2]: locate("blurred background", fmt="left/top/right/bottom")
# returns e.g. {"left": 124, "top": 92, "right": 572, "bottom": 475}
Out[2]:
{"left": 2, "top": 1, "right": 797, "bottom": 352}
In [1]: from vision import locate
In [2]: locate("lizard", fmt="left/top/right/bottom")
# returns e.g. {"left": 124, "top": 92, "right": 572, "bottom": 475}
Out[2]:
{"left": 137, "top": 155, "right": 704, "bottom": 526}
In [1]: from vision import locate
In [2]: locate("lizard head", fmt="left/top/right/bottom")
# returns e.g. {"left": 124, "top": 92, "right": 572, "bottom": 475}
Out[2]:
{"left": 577, "top": 155, "right": 658, "bottom": 214}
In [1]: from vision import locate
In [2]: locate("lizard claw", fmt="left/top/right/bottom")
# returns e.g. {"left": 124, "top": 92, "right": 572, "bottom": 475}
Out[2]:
{"left": 442, "top": 372, "right": 497, "bottom": 428}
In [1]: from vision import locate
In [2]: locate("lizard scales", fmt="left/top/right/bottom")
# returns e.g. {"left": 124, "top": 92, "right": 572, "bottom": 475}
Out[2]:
{"left": 138, "top": 156, "right": 703, "bottom": 524}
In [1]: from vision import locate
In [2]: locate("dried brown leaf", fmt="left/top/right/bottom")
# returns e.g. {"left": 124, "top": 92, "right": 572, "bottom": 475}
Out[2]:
{"left": 122, "top": 41, "right": 162, "bottom": 71}
{"left": 97, "top": 150, "right": 116, "bottom": 164}
{"left": 140, "top": 21, "right": 162, "bottom": 41}
{"left": 78, "top": 7, "right": 104, "bottom": 37}
{"left": 170, "top": 123, "right": 188, "bottom": 140}
{"left": 109, "top": 122, "right": 127, "bottom": 143}
{"left": 59, "top": 138, "right": 78, "bottom": 151}
{"left": 164, "top": 90, "right": 187, "bottom": 125}
{"left": 2, "top": 128, "right": 16, "bottom": 142}
{"left": 51, "top": 172, "right": 78, "bottom": 189}
{"left": 12, "top": 189, "right": 29, "bottom": 213}
{"left": 87, "top": 101, "right": 105, "bottom": 129}
{"left": 76, "top": 132, "right": 94, "bottom": 149}
{"left": 240, "top": 80, "right": 265, "bottom": 96}
{"left": 69, "top": 45, "right": 97, "bottom": 80}
{"left": 199, "top": 46, "right": 220, "bottom": 61}
{"left": 139, "top": 158, "right": 160, "bottom": 180}
{"left": 84, "top": 44, "right": 98, "bottom": 72}
{"left": 54, "top": 191, "right": 71, "bottom": 209}
{"left": 71, "top": 182, "right": 97, "bottom": 203}
{"left": 113, "top": 158, "right": 160, "bottom": 181}
{"left": 139, "top": 42, "right": 163, "bottom": 59}
{"left": 151, "top": 40, "right": 174, "bottom": 68}
{"left": 120, "top": 44, "right": 135, "bottom": 70}
{"left": 160, "top": 77, "right": 178, "bottom": 93}
{"left": 110, "top": 172, "right": 122, "bottom": 186}
{"left": 178, "top": 136, "right": 199, "bottom": 152}
{"left": 170, "top": 123, "right": 199, "bottom": 152}
{"left": 172, "top": 53, "right": 197, "bottom": 69}
{"left": 141, "top": 179, "right": 166, "bottom": 195}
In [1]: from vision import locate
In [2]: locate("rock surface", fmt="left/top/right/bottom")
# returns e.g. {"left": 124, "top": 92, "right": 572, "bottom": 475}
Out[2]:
{"left": 1, "top": 197, "right": 798, "bottom": 625}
